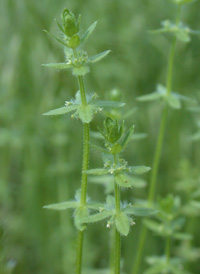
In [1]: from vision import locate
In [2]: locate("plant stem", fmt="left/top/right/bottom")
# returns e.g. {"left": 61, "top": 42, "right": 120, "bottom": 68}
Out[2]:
{"left": 75, "top": 75, "right": 90, "bottom": 274}
{"left": 76, "top": 231, "right": 84, "bottom": 274}
{"left": 165, "top": 236, "right": 171, "bottom": 264}
{"left": 114, "top": 154, "right": 121, "bottom": 274}
{"left": 132, "top": 5, "right": 181, "bottom": 274}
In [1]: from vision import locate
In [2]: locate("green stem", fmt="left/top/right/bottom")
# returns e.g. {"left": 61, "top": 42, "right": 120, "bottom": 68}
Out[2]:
{"left": 75, "top": 75, "right": 90, "bottom": 274}
{"left": 113, "top": 154, "right": 121, "bottom": 274}
{"left": 132, "top": 6, "right": 181, "bottom": 274}
{"left": 165, "top": 236, "right": 171, "bottom": 264}
{"left": 76, "top": 231, "right": 84, "bottom": 274}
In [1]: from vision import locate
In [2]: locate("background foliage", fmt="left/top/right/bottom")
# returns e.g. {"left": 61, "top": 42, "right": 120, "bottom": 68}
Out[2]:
{"left": 1, "top": 0, "right": 200, "bottom": 273}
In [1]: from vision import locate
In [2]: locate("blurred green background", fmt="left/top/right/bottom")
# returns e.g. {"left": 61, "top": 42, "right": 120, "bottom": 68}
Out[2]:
{"left": 1, "top": 0, "right": 200, "bottom": 273}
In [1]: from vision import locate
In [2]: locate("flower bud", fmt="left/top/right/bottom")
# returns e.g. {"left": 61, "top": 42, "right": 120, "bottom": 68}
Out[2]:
{"left": 68, "top": 34, "right": 80, "bottom": 49}
{"left": 61, "top": 9, "right": 79, "bottom": 37}
{"left": 103, "top": 117, "right": 123, "bottom": 144}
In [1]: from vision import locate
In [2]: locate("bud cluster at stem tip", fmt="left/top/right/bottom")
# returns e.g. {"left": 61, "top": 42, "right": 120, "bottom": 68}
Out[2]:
{"left": 61, "top": 8, "right": 81, "bottom": 49}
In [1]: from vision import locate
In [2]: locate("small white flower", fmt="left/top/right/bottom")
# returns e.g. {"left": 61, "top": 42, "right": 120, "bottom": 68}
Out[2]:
{"left": 131, "top": 221, "right": 136, "bottom": 226}
{"left": 106, "top": 221, "right": 111, "bottom": 228}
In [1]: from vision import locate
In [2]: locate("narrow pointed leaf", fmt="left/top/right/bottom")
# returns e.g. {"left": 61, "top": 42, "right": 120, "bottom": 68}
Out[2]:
{"left": 55, "top": 19, "right": 65, "bottom": 34}
{"left": 92, "top": 100, "right": 125, "bottom": 109}
{"left": 190, "top": 200, "right": 200, "bottom": 209}
{"left": 175, "top": 29, "right": 190, "bottom": 42}
{"left": 78, "top": 105, "right": 95, "bottom": 123}
{"left": 87, "top": 202, "right": 105, "bottom": 210}
{"left": 115, "top": 212, "right": 130, "bottom": 236}
{"left": 114, "top": 173, "right": 132, "bottom": 188}
{"left": 80, "top": 21, "right": 97, "bottom": 44}
{"left": 144, "top": 263, "right": 166, "bottom": 274}
{"left": 42, "top": 63, "right": 73, "bottom": 70}
{"left": 149, "top": 28, "right": 168, "bottom": 35}
{"left": 83, "top": 211, "right": 113, "bottom": 223}
{"left": 166, "top": 95, "right": 181, "bottom": 109}
{"left": 120, "top": 126, "right": 135, "bottom": 149}
{"left": 129, "top": 177, "right": 147, "bottom": 188}
{"left": 74, "top": 206, "right": 89, "bottom": 231}
{"left": 73, "top": 66, "right": 90, "bottom": 76}
{"left": 43, "top": 105, "right": 78, "bottom": 116}
{"left": 143, "top": 219, "right": 164, "bottom": 234}
{"left": 84, "top": 168, "right": 109, "bottom": 175}
{"left": 43, "top": 30, "right": 68, "bottom": 47}
{"left": 128, "top": 166, "right": 151, "bottom": 175}
{"left": 173, "top": 232, "right": 193, "bottom": 240}
{"left": 89, "top": 50, "right": 111, "bottom": 63}
{"left": 137, "top": 92, "right": 163, "bottom": 102}
{"left": 90, "top": 143, "right": 110, "bottom": 154}
{"left": 43, "top": 201, "right": 78, "bottom": 210}
{"left": 123, "top": 206, "right": 158, "bottom": 216}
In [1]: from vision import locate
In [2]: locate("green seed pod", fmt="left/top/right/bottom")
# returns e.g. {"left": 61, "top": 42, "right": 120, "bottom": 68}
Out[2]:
{"left": 68, "top": 34, "right": 80, "bottom": 49}
{"left": 61, "top": 9, "right": 79, "bottom": 37}
{"left": 104, "top": 118, "right": 124, "bottom": 144}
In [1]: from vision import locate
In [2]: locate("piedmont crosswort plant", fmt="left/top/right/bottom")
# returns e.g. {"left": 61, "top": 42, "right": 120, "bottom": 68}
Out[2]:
{"left": 42, "top": 8, "right": 158, "bottom": 274}
{"left": 132, "top": 0, "right": 200, "bottom": 273}
{"left": 42, "top": 8, "right": 123, "bottom": 274}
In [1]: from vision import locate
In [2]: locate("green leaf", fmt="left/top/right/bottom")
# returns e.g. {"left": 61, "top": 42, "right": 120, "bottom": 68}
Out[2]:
{"left": 120, "top": 126, "right": 135, "bottom": 150}
{"left": 83, "top": 211, "right": 113, "bottom": 223}
{"left": 106, "top": 195, "right": 115, "bottom": 209}
{"left": 123, "top": 206, "right": 158, "bottom": 216}
{"left": 114, "top": 212, "right": 130, "bottom": 236}
{"left": 80, "top": 21, "right": 97, "bottom": 45}
{"left": 175, "top": 29, "right": 191, "bottom": 42}
{"left": 43, "top": 30, "right": 68, "bottom": 47}
{"left": 92, "top": 100, "right": 125, "bottom": 109}
{"left": 72, "top": 66, "right": 90, "bottom": 76}
{"left": 114, "top": 173, "right": 132, "bottom": 188}
{"left": 43, "top": 105, "right": 78, "bottom": 116}
{"left": 143, "top": 263, "right": 166, "bottom": 274}
{"left": 137, "top": 92, "right": 162, "bottom": 102}
{"left": 43, "top": 201, "right": 78, "bottom": 210}
{"left": 42, "top": 63, "right": 73, "bottom": 70}
{"left": 74, "top": 206, "right": 89, "bottom": 231}
{"left": 78, "top": 105, "right": 95, "bottom": 123}
{"left": 87, "top": 202, "right": 104, "bottom": 210}
{"left": 84, "top": 168, "right": 109, "bottom": 175}
{"left": 128, "top": 166, "right": 151, "bottom": 175}
{"left": 173, "top": 0, "right": 194, "bottom": 5}
{"left": 166, "top": 95, "right": 181, "bottom": 109}
{"left": 110, "top": 143, "right": 123, "bottom": 154}
{"left": 89, "top": 50, "right": 111, "bottom": 63}
{"left": 190, "top": 200, "right": 200, "bottom": 209}
{"left": 129, "top": 177, "right": 147, "bottom": 188}
{"left": 173, "top": 232, "right": 193, "bottom": 240}
{"left": 55, "top": 19, "right": 65, "bottom": 34}
{"left": 90, "top": 143, "right": 110, "bottom": 154}
{"left": 143, "top": 219, "right": 164, "bottom": 234}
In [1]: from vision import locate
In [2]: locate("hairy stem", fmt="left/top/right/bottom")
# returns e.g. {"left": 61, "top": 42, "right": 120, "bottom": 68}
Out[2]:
{"left": 75, "top": 75, "right": 90, "bottom": 274}
{"left": 132, "top": 5, "right": 181, "bottom": 274}
{"left": 114, "top": 154, "right": 121, "bottom": 274}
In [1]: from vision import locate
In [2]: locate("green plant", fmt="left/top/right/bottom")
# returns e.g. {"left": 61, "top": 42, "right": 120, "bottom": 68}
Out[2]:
{"left": 132, "top": 1, "right": 199, "bottom": 273}
{"left": 144, "top": 194, "right": 192, "bottom": 274}
{"left": 83, "top": 117, "right": 157, "bottom": 273}
{"left": 42, "top": 8, "right": 125, "bottom": 274}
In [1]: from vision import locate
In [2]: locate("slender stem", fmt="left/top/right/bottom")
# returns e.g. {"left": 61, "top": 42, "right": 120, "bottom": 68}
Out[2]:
{"left": 165, "top": 236, "right": 171, "bottom": 264}
{"left": 115, "top": 228, "right": 121, "bottom": 274}
{"left": 78, "top": 76, "right": 87, "bottom": 106}
{"left": 148, "top": 105, "right": 168, "bottom": 203}
{"left": 113, "top": 154, "right": 121, "bottom": 274}
{"left": 75, "top": 75, "right": 90, "bottom": 274}
{"left": 76, "top": 231, "right": 84, "bottom": 274}
{"left": 132, "top": 6, "right": 181, "bottom": 274}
